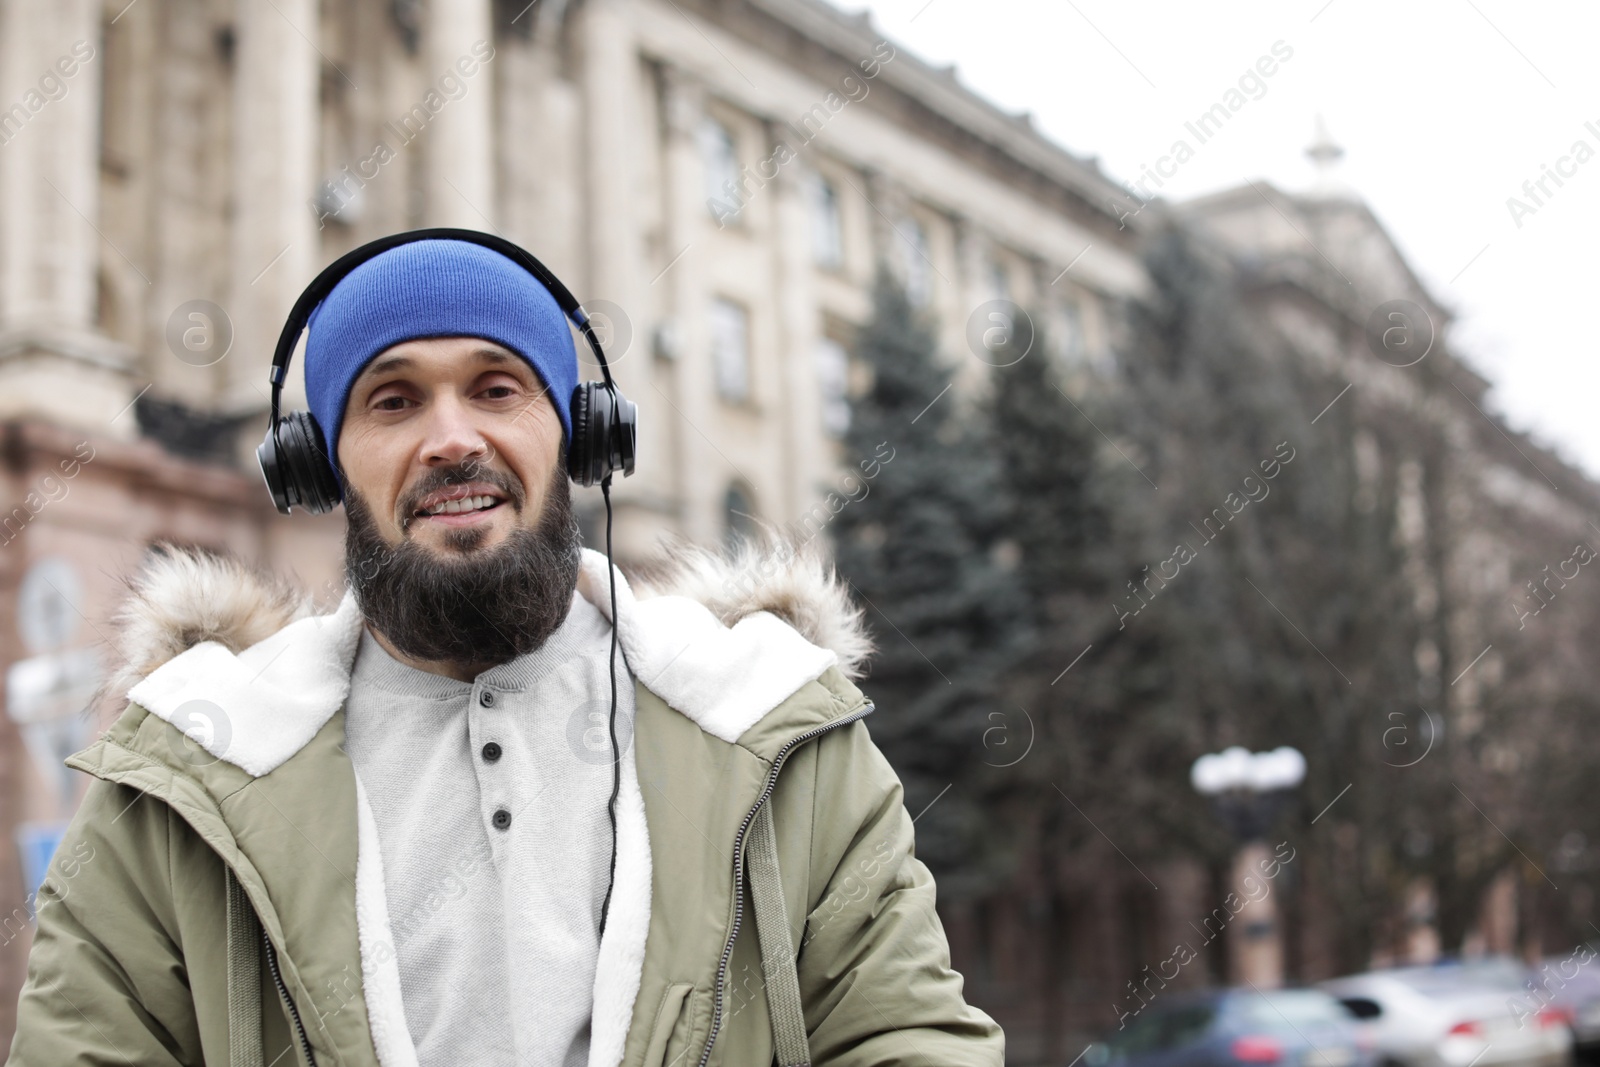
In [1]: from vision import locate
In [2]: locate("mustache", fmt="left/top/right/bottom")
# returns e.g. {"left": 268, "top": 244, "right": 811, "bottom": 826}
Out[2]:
{"left": 396, "top": 462, "right": 526, "bottom": 529}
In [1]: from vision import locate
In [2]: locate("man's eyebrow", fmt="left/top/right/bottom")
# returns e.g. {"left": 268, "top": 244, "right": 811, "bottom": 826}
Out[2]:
{"left": 360, "top": 353, "right": 414, "bottom": 380}
{"left": 357, "top": 347, "right": 522, "bottom": 383}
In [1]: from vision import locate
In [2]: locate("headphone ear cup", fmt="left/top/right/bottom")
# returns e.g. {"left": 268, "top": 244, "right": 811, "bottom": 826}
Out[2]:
{"left": 275, "top": 411, "right": 343, "bottom": 514}
{"left": 612, "top": 391, "right": 637, "bottom": 479}
{"left": 567, "top": 382, "right": 602, "bottom": 487}
{"left": 567, "top": 381, "right": 637, "bottom": 488}
{"left": 256, "top": 422, "right": 292, "bottom": 514}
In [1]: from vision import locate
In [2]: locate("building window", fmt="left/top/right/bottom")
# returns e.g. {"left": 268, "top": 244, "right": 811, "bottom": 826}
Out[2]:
{"left": 988, "top": 258, "right": 1010, "bottom": 301}
{"left": 1055, "top": 301, "right": 1084, "bottom": 363}
{"left": 814, "top": 337, "right": 851, "bottom": 438}
{"left": 710, "top": 297, "right": 751, "bottom": 402}
{"left": 699, "top": 117, "right": 742, "bottom": 225}
{"left": 808, "top": 172, "right": 843, "bottom": 269}
{"left": 724, "top": 481, "right": 758, "bottom": 546}
{"left": 899, "top": 216, "right": 932, "bottom": 307}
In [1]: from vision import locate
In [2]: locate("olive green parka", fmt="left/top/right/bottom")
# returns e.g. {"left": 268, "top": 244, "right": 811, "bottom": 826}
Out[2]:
{"left": 9, "top": 542, "right": 1002, "bottom": 1067}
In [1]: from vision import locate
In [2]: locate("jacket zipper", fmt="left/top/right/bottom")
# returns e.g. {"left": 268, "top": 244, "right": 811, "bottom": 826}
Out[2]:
{"left": 695, "top": 700, "right": 876, "bottom": 1067}
{"left": 264, "top": 928, "right": 318, "bottom": 1066}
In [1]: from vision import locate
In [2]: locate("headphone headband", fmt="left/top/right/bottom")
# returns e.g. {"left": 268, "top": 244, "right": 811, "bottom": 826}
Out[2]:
{"left": 268, "top": 228, "right": 616, "bottom": 412}
{"left": 258, "top": 227, "right": 635, "bottom": 513}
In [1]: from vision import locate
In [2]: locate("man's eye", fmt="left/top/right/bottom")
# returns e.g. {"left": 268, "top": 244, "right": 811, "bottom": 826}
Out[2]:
{"left": 375, "top": 396, "right": 411, "bottom": 411}
{"left": 481, "top": 386, "right": 515, "bottom": 400}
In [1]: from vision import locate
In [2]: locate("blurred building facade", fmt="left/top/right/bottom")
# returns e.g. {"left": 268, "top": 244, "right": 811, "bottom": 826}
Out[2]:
{"left": 964, "top": 164, "right": 1600, "bottom": 1061}
{"left": 0, "top": 0, "right": 1143, "bottom": 1048}
{"left": 4, "top": 0, "right": 1599, "bottom": 1061}
{"left": 1184, "top": 172, "right": 1600, "bottom": 972}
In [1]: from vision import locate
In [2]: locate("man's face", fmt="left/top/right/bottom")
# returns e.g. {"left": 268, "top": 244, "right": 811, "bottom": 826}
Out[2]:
{"left": 335, "top": 336, "right": 582, "bottom": 673}
{"left": 337, "top": 336, "right": 565, "bottom": 555}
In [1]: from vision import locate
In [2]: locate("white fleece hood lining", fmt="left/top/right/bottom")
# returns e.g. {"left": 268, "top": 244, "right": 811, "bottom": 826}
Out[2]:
{"left": 125, "top": 547, "right": 839, "bottom": 1067}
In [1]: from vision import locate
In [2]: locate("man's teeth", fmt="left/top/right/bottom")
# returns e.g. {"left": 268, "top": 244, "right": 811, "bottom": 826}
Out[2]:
{"left": 426, "top": 495, "right": 498, "bottom": 515}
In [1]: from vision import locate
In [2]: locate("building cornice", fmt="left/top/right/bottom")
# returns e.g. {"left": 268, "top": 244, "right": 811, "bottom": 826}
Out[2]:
{"left": 1, "top": 419, "right": 272, "bottom": 513}
{"left": 689, "top": 0, "right": 1139, "bottom": 237}
{"left": 0, "top": 324, "right": 139, "bottom": 373}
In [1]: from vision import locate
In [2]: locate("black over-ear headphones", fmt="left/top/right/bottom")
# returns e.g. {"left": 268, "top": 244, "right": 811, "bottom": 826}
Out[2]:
{"left": 256, "top": 226, "right": 636, "bottom": 515}
{"left": 255, "top": 227, "right": 637, "bottom": 936}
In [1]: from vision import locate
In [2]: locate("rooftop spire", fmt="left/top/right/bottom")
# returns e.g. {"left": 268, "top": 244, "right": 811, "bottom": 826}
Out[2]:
{"left": 1305, "top": 115, "right": 1353, "bottom": 199}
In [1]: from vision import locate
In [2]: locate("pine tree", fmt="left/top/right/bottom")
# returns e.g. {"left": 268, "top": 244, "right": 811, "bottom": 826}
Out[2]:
{"left": 980, "top": 303, "right": 1208, "bottom": 897}
{"left": 830, "top": 265, "right": 1032, "bottom": 896}
{"left": 982, "top": 311, "right": 1111, "bottom": 632}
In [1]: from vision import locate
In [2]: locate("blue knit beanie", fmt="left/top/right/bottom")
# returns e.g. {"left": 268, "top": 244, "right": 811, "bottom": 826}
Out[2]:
{"left": 305, "top": 239, "right": 577, "bottom": 473}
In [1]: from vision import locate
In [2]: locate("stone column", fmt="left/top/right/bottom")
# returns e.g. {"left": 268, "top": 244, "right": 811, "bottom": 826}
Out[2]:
{"left": 579, "top": 0, "right": 638, "bottom": 309}
{"left": 226, "top": 0, "right": 319, "bottom": 412}
{"left": 862, "top": 167, "right": 906, "bottom": 281}
{"left": 951, "top": 213, "right": 995, "bottom": 401}
{"left": 0, "top": 0, "right": 136, "bottom": 434}
{"left": 767, "top": 137, "right": 826, "bottom": 526}
{"left": 422, "top": 0, "right": 494, "bottom": 227}
{"left": 658, "top": 64, "right": 717, "bottom": 545}
{"left": 578, "top": 0, "right": 638, "bottom": 433}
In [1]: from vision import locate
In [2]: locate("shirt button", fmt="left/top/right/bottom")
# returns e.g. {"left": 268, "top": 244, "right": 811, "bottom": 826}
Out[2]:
{"left": 492, "top": 808, "right": 512, "bottom": 830}
{"left": 479, "top": 690, "right": 495, "bottom": 707}
{"left": 482, "top": 742, "right": 502, "bottom": 763}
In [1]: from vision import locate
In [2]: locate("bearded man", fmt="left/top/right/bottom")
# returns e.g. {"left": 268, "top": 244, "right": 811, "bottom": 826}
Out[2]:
{"left": 8, "top": 234, "right": 1002, "bottom": 1066}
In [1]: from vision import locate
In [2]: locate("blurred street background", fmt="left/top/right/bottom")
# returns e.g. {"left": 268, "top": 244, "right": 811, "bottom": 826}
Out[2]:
{"left": 2, "top": 0, "right": 1599, "bottom": 1063}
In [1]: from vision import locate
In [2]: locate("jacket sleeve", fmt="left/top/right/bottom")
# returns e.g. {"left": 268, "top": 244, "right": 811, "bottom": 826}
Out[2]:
{"left": 793, "top": 719, "right": 1004, "bottom": 1067}
{"left": 9, "top": 779, "right": 202, "bottom": 1067}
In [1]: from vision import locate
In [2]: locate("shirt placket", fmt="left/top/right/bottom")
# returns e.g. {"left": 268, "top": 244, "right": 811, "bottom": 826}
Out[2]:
{"left": 470, "top": 682, "right": 514, "bottom": 844}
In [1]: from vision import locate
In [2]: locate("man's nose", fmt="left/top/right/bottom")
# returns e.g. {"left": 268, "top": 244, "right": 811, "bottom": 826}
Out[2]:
{"left": 418, "top": 396, "right": 489, "bottom": 467}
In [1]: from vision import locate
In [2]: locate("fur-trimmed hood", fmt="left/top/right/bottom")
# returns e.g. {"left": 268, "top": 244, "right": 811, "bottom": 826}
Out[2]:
{"left": 108, "top": 536, "right": 873, "bottom": 765}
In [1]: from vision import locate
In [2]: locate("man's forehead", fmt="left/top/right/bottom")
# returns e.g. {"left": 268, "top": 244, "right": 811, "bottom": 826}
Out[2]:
{"left": 358, "top": 339, "right": 525, "bottom": 380}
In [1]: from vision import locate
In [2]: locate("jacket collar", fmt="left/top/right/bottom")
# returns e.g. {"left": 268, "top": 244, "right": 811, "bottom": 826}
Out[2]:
{"left": 120, "top": 541, "right": 870, "bottom": 776}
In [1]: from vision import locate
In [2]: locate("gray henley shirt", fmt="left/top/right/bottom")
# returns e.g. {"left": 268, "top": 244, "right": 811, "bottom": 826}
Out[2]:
{"left": 343, "top": 590, "right": 635, "bottom": 1067}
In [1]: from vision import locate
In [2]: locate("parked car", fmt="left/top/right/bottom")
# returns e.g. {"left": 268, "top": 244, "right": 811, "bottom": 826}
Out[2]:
{"left": 1085, "top": 988, "right": 1375, "bottom": 1067}
{"left": 1321, "top": 960, "right": 1572, "bottom": 1067}
{"left": 1528, "top": 948, "right": 1600, "bottom": 1054}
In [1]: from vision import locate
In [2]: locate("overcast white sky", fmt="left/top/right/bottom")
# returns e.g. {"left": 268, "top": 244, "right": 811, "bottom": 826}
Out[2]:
{"left": 847, "top": 0, "right": 1600, "bottom": 478}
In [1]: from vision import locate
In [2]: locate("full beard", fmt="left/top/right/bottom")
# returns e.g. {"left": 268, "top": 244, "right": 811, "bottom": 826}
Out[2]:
{"left": 344, "top": 463, "right": 582, "bottom": 670}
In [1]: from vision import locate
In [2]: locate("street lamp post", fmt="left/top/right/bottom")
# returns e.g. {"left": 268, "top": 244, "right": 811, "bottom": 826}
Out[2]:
{"left": 1190, "top": 746, "right": 1306, "bottom": 989}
